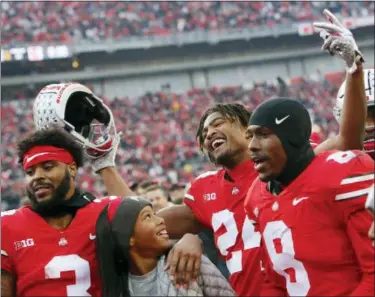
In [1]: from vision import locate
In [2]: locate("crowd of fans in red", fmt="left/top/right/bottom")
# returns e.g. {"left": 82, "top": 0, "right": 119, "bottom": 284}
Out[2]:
{"left": 2, "top": 1, "right": 373, "bottom": 45}
{"left": 1, "top": 72, "right": 345, "bottom": 210}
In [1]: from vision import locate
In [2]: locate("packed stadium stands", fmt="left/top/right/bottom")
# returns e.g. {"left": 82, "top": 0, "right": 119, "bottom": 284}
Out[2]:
{"left": 1, "top": 71, "right": 344, "bottom": 210}
{"left": 2, "top": 1, "right": 373, "bottom": 211}
{"left": 2, "top": 1, "right": 374, "bottom": 45}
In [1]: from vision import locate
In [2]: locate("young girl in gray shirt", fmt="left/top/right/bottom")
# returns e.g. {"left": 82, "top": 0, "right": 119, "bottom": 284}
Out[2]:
{"left": 95, "top": 197, "right": 236, "bottom": 297}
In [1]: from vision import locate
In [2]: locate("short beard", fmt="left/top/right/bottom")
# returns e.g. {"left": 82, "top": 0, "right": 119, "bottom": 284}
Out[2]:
{"left": 209, "top": 150, "right": 238, "bottom": 169}
{"left": 27, "top": 169, "right": 71, "bottom": 216}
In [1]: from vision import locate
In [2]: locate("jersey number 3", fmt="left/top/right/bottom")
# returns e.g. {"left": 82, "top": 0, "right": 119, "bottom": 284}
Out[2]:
{"left": 45, "top": 255, "right": 91, "bottom": 296}
{"left": 212, "top": 209, "right": 261, "bottom": 274}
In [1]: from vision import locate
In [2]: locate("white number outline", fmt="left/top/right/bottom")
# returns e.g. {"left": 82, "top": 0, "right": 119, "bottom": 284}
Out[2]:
{"left": 211, "top": 209, "right": 261, "bottom": 274}
{"left": 263, "top": 220, "right": 310, "bottom": 296}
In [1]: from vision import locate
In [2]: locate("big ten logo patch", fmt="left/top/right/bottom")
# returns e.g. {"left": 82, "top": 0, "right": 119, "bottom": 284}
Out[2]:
{"left": 14, "top": 238, "right": 35, "bottom": 250}
{"left": 203, "top": 193, "right": 216, "bottom": 201}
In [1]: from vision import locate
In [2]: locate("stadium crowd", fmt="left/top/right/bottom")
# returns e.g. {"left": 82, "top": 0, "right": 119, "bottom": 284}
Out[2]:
{"left": 2, "top": 1, "right": 374, "bottom": 45}
{"left": 1, "top": 72, "right": 344, "bottom": 210}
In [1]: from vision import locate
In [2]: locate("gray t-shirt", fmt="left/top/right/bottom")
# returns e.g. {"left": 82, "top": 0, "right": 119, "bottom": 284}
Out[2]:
{"left": 128, "top": 267, "right": 159, "bottom": 296}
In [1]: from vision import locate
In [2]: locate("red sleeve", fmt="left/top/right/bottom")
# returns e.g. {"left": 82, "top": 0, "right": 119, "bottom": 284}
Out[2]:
{"left": 333, "top": 152, "right": 374, "bottom": 296}
{"left": 1, "top": 210, "right": 17, "bottom": 274}
{"left": 183, "top": 181, "right": 210, "bottom": 227}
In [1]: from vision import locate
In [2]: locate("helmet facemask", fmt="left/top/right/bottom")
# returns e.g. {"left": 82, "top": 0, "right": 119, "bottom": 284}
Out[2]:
{"left": 64, "top": 92, "right": 118, "bottom": 158}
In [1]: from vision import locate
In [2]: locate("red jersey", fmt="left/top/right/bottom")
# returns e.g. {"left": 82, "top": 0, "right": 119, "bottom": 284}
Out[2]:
{"left": 245, "top": 150, "right": 375, "bottom": 296}
{"left": 1, "top": 196, "right": 121, "bottom": 297}
{"left": 184, "top": 160, "right": 263, "bottom": 296}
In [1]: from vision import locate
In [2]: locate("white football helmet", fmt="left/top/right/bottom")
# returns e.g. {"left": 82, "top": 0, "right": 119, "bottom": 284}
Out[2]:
{"left": 33, "top": 82, "right": 119, "bottom": 157}
{"left": 333, "top": 68, "right": 374, "bottom": 122}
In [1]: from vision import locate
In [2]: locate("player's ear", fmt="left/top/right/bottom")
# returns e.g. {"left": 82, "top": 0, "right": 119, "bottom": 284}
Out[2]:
{"left": 68, "top": 162, "right": 77, "bottom": 179}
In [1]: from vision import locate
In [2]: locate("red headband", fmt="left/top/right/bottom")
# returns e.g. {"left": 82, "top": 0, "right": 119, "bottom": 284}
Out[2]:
{"left": 107, "top": 198, "right": 122, "bottom": 222}
{"left": 23, "top": 145, "right": 74, "bottom": 170}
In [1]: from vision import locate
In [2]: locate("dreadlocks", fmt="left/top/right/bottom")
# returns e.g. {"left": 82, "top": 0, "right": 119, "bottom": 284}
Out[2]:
{"left": 196, "top": 103, "right": 252, "bottom": 152}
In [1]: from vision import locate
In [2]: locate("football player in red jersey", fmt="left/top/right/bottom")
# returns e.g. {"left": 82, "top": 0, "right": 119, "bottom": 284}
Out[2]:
{"left": 1, "top": 127, "right": 202, "bottom": 297}
{"left": 30, "top": 82, "right": 204, "bottom": 290}
{"left": 245, "top": 98, "right": 374, "bottom": 296}
{"left": 164, "top": 103, "right": 263, "bottom": 296}
{"left": 315, "top": 11, "right": 375, "bottom": 252}
{"left": 1, "top": 127, "right": 123, "bottom": 297}
{"left": 158, "top": 12, "right": 368, "bottom": 294}
{"left": 158, "top": 85, "right": 368, "bottom": 296}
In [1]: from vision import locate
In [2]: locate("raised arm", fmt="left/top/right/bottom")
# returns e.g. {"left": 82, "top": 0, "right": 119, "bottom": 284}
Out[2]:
{"left": 87, "top": 134, "right": 135, "bottom": 197}
{"left": 313, "top": 9, "right": 366, "bottom": 154}
{"left": 98, "top": 167, "right": 134, "bottom": 197}
{"left": 315, "top": 65, "right": 366, "bottom": 153}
